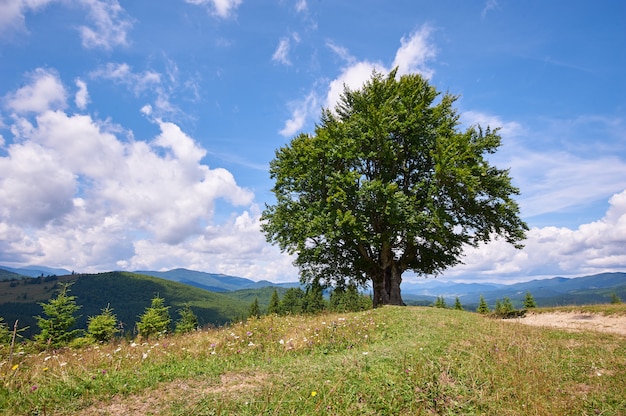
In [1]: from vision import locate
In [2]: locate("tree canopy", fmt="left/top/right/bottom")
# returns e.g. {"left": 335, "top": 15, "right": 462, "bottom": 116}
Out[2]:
{"left": 262, "top": 69, "right": 527, "bottom": 307}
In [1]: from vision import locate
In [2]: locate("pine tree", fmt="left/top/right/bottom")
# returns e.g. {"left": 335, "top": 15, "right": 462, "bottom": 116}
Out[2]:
{"left": 454, "top": 297, "right": 463, "bottom": 311}
{"left": 35, "top": 284, "right": 82, "bottom": 348}
{"left": 175, "top": 304, "right": 199, "bottom": 334}
{"left": 434, "top": 296, "right": 447, "bottom": 308}
{"left": 267, "top": 289, "right": 281, "bottom": 315}
{"left": 303, "top": 280, "right": 325, "bottom": 314}
{"left": 248, "top": 298, "right": 260, "bottom": 318}
{"left": 279, "top": 287, "right": 305, "bottom": 315}
{"left": 137, "top": 295, "right": 171, "bottom": 338}
{"left": 524, "top": 291, "right": 537, "bottom": 308}
{"left": 87, "top": 305, "right": 118, "bottom": 343}
{"left": 477, "top": 295, "right": 490, "bottom": 314}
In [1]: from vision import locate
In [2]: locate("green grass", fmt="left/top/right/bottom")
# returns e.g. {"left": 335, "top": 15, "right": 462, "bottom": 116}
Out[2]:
{"left": 1, "top": 306, "right": 625, "bottom": 415}
{"left": 531, "top": 303, "right": 626, "bottom": 316}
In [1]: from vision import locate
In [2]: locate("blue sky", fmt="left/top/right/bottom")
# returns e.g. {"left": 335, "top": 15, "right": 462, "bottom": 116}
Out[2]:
{"left": 0, "top": 0, "right": 625, "bottom": 283}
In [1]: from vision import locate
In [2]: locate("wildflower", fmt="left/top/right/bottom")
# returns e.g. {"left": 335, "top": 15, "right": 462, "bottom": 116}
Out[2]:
{"left": 43, "top": 367, "right": 49, "bottom": 372}
{"left": 11, "top": 364, "right": 19, "bottom": 371}
{"left": 31, "top": 385, "right": 38, "bottom": 392}
{"left": 362, "top": 352, "right": 369, "bottom": 355}
{"left": 311, "top": 391, "right": 317, "bottom": 397}
{"left": 246, "top": 331, "right": 253, "bottom": 336}
{"left": 279, "top": 339, "right": 284, "bottom": 345}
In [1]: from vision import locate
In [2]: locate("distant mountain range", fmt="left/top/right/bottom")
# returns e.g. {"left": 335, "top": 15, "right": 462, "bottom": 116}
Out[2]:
{"left": 1, "top": 264, "right": 624, "bottom": 308}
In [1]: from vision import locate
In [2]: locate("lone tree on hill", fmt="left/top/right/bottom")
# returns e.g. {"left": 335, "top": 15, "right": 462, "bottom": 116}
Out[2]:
{"left": 262, "top": 69, "right": 528, "bottom": 307}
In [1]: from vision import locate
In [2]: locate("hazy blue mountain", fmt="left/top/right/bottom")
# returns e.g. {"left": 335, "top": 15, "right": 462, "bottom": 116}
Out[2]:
{"left": 0, "top": 265, "right": 72, "bottom": 278}
{"left": 134, "top": 268, "right": 301, "bottom": 292}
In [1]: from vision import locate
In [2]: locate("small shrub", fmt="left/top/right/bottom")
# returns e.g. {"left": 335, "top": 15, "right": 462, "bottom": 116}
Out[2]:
{"left": 87, "top": 306, "right": 119, "bottom": 343}
{"left": 477, "top": 295, "right": 490, "bottom": 314}
{"left": 137, "top": 295, "right": 171, "bottom": 338}
{"left": 175, "top": 304, "right": 199, "bottom": 334}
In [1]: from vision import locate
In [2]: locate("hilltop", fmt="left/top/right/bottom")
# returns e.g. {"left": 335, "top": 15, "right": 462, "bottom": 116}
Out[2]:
{"left": 1, "top": 305, "right": 624, "bottom": 415}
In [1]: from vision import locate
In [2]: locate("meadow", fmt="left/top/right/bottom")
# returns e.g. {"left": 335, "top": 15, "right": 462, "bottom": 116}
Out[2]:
{"left": 1, "top": 305, "right": 625, "bottom": 415}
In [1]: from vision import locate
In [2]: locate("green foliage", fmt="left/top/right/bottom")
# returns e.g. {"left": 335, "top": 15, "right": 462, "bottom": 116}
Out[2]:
{"left": 175, "top": 304, "right": 199, "bottom": 334}
{"left": 303, "top": 280, "right": 326, "bottom": 314}
{"left": 34, "top": 284, "right": 82, "bottom": 348}
{"left": 454, "top": 297, "right": 463, "bottom": 311}
{"left": 477, "top": 295, "right": 490, "bottom": 314}
{"left": 0, "top": 316, "right": 10, "bottom": 345}
{"left": 610, "top": 292, "right": 622, "bottom": 304}
{"left": 137, "top": 295, "right": 171, "bottom": 338}
{"left": 279, "top": 288, "right": 305, "bottom": 315}
{"left": 524, "top": 291, "right": 537, "bottom": 308}
{"left": 267, "top": 289, "right": 281, "bottom": 315}
{"left": 434, "top": 296, "right": 447, "bottom": 308}
{"left": 87, "top": 305, "right": 118, "bottom": 343}
{"left": 262, "top": 69, "right": 528, "bottom": 306}
{"left": 493, "top": 297, "right": 524, "bottom": 318}
{"left": 248, "top": 298, "right": 261, "bottom": 319}
{"left": 328, "top": 284, "right": 371, "bottom": 312}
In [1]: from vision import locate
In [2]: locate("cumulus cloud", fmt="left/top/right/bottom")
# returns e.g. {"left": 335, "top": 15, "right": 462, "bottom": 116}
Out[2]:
{"left": 0, "top": 69, "right": 265, "bottom": 274}
{"left": 392, "top": 25, "right": 437, "bottom": 78}
{"left": 4, "top": 68, "right": 67, "bottom": 114}
{"left": 443, "top": 188, "right": 626, "bottom": 282}
{"left": 185, "top": 0, "right": 242, "bottom": 19}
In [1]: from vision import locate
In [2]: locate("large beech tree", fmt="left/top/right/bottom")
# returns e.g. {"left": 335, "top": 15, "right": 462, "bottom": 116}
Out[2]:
{"left": 262, "top": 70, "right": 528, "bottom": 307}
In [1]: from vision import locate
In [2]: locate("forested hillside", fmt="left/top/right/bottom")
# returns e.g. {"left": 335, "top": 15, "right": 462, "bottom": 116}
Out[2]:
{"left": 0, "top": 272, "right": 258, "bottom": 338}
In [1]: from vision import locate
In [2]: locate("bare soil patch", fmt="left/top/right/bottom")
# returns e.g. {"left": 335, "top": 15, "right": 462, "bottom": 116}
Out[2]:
{"left": 513, "top": 311, "right": 626, "bottom": 336}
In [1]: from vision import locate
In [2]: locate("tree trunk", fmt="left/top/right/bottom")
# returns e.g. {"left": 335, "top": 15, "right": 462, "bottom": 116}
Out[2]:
{"left": 371, "top": 270, "right": 389, "bottom": 308}
{"left": 388, "top": 263, "right": 404, "bottom": 305}
{"left": 371, "top": 246, "right": 405, "bottom": 307}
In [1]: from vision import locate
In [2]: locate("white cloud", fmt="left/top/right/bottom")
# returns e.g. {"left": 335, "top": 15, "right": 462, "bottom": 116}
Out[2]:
{"left": 0, "top": 69, "right": 264, "bottom": 272}
{"left": 324, "top": 60, "right": 386, "bottom": 112}
{"left": 0, "top": 0, "right": 56, "bottom": 35}
{"left": 0, "top": 0, "right": 132, "bottom": 50}
{"left": 443, "top": 188, "right": 626, "bottom": 282}
{"left": 392, "top": 25, "right": 437, "bottom": 78}
{"left": 185, "top": 0, "right": 242, "bottom": 19}
{"left": 74, "top": 78, "right": 90, "bottom": 109}
{"left": 90, "top": 62, "right": 161, "bottom": 94}
{"left": 77, "top": 0, "right": 133, "bottom": 50}
{"left": 460, "top": 110, "right": 524, "bottom": 138}
{"left": 4, "top": 68, "right": 67, "bottom": 114}
{"left": 123, "top": 206, "right": 296, "bottom": 281}
{"left": 323, "top": 24, "right": 436, "bottom": 113}
{"left": 272, "top": 38, "right": 292, "bottom": 65}
{"left": 279, "top": 91, "right": 317, "bottom": 137}
{"left": 273, "top": 33, "right": 301, "bottom": 66}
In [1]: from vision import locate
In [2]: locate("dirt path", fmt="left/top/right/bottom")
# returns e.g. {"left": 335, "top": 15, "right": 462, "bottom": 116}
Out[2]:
{"left": 513, "top": 311, "right": 626, "bottom": 336}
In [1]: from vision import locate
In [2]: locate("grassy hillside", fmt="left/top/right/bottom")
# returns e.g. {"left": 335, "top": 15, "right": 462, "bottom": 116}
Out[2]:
{"left": 1, "top": 305, "right": 624, "bottom": 415}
